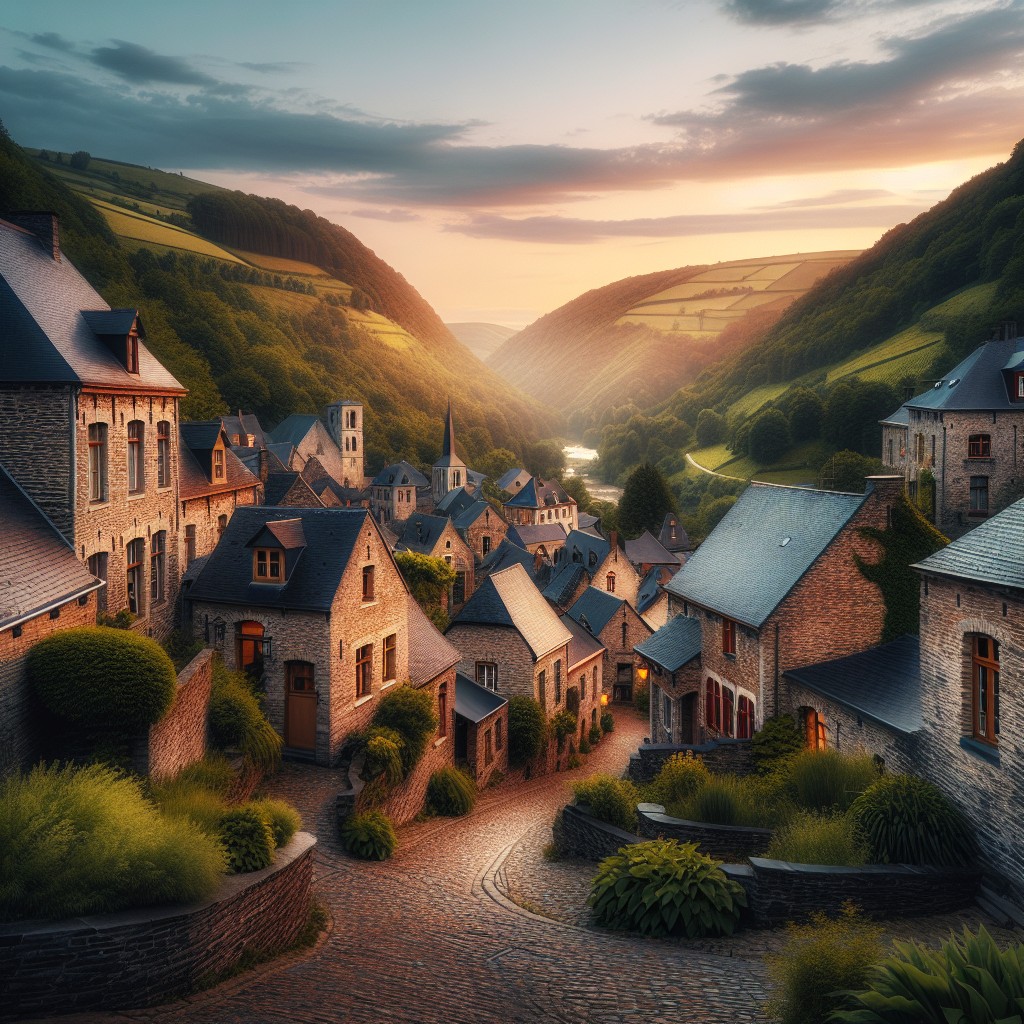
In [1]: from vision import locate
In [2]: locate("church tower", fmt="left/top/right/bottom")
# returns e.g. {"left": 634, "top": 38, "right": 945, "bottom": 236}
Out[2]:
{"left": 432, "top": 400, "right": 466, "bottom": 504}
{"left": 324, "top": 399, "right": 363, "bottom": 487}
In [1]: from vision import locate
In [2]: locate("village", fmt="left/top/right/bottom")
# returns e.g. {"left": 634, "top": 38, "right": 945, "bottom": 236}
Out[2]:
{"left": 2, "top": 211, "right": 1024, "bottom": 1022}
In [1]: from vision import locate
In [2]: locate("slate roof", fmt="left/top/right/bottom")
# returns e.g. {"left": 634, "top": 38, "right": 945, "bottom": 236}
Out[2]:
{"left": 449, "top": 562, "right": 571, "bottom": 660}
{"left": 880, "top": 404, "right": 910, "bottom": 427}
{"left": 562, "top": 613, "right": 606, "bottom": 668}
{"left": 624, "top": 530, "right": 677, "bottom": 567}
{"left": 455, "top": 672, "right": 507, "bottom": 724}
{"left": 566, "top": 587, "right": 625, "bottom": 638}
{"left": 434, "top": 400, "right": 465, "bottom": 469}
{"left": 435, "top": 485, "right": 477, "bottom": 517}
{"left": 270, "top": 413, "right": 320, "bottom": 448}
{"left": 452, "top": 499, "right": 495, "bottom": 532}
{"left": 579, "top": 512, "right": 601, "bottom": 532}
{"left": 636, "top": 566, "right": 672, "bottom": 615}
{"left": 372, "top": 461, "right": 429, "bottom": 488}
{"left": 178, "top": 434, "right": 260, "bottom": 501}
{"left": 635, "top": 615, "right": 702, "bottom": 672}
{"left": 237, "top": 447, "right": 288, "bottom": 478}
{"left": 785, "top": 635, "right": 922, "bottom": 735}
{"left": 479, "top": 539, "right": 551, "bottom": 585}
{"left": 220, "top": 412, "right": 267, "bottom": 449}
{"left": 407, "top": 595, "right": 461, "bottom": 685}
{"left": 0, "top": 218, "right": 184, "bottom": 392}
{"left": 314, "top": 477, "right": 368, "bottom": 506}
{"left": 665, "top": 482, "right": 867, "bottom": 628}
{"left": 496, "top": 468, "right": 529, "bottom": 493}
{"left": 658, "top": 513, "right": 691, "bottom": 553}
{"left": 542, "top": 563, "right": 586, "bottom": 607}
{"left": 267, "top": 442, "right": 301, "bottom": 470}
{"left": 913, "top": 499, "right": 1024, "bottom": 590}
{"left": 904, "top": 337, "right": 1024, "bottom": 412}
{"left": 262, "top": 472, "right": 324, "bottom": 508}
{"left": 187, "top": 507, "right": 379, "bottom": 612}
{"left": 563, "top": 529, "right": 610, "bottom": 569}
{"left": 505, "top": 477, "right": 573, "bottom": 509}
{"left": 0, "top": 463, "right": 103, "bottom": 629}
{"left": 507, "top": 523, "right": 567, "bottom": 547}
{"left": 394, "top": 513, "right": 452, "bottom": 555}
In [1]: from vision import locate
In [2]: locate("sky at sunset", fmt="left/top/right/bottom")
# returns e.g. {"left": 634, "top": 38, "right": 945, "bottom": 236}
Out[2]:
{"left": 1, "top": 0, "right": 1022, "bottom": 327}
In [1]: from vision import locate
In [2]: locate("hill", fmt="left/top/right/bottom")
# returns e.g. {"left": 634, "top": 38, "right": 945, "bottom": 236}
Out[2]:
{"left": 8, "top": 141, "right": 556, "bottom": 472}
{"left": 487, "top": 252, "right": 859, "bottom": 431}
{"left": 446, "top": 322, "right": 517, "bottom": 361}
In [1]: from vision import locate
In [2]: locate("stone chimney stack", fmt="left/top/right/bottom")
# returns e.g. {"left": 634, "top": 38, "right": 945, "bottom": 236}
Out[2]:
{"left": 865, "top": 475, "right": 906, "bottom": 512}
{"left": 6, "top": 212, "right": 60, "bottom": 261}
{"left": 258, "top": 447, "right": 270, "bottom": 484}
{"left": 610, "top": 530, "right": 619, "bottom": 562}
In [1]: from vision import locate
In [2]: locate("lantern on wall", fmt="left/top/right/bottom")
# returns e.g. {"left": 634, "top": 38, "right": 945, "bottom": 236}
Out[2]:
{"left": 637, "top": 664, "right": 649, "bottom": 683}
{"left": 600, "top": 693, "right": 609, "bottom": 707}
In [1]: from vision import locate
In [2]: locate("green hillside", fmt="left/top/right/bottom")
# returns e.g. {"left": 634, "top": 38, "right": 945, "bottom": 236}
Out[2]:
{"left": 7, "top": 140, "right": 556, "bottom": 472}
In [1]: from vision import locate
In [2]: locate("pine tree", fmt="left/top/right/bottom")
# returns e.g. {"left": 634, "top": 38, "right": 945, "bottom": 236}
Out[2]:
{"left": 618, "top": 462, "right": 676, "bottom": 538}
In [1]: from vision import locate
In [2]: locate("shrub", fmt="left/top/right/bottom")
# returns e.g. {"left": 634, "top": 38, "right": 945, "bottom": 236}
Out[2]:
{"left": 152, "top": 781, "right": 228, "bottom": 836}
{"left": 170, "top": 754, "right": 236, "bottom": 797}
{"left": 0, "top": 764, "right": 225, "bottom": 922}
{"left": 751, "top": 715, "right": 803, "bottom": 773}
{"left": 363, "top": 727, "right": 404, "bottom": 786}
{"left": 551, "top": 709, "right": 578, "bottom": 750}
{"left": 371, "top": 685, "right": 437, "bottom": 775}
{"left": 249, "top": 798, "right": 302, "bottom": 848}
{"left": 219, "top": 806, "right": 275, "bottom": 873}
{"left": 600, "top": 711, "right": 615, "bottom": 733}
{"left": 208, "top": 660, "right": 282, "bottom": 774}
{"left": 163, "top": 630, "right": 204, "bottom": 672}
{"left": 633, "top": 679, "right": 650, "bottom": 715}
{"left": 652, "top": 752, "right": 709, "bottom": 806}
{"left": 764, "top": 905, "right": 885, "bottom": 1024}
{"left": 340, "top": 810, "right": 397, "bottom": 861}
{"left": 834, "top": 926, "right": 1024, "bottom": 1024}
{"left": 588, "top": 723, "right": 602, "bottom": 746}
{"left": 567, "top": 753, "right": 583, "bottom": 769}
{"left": 572, "top": 774, "right": 639, "bottom": 833}
{"left": 578, "top": 735, "right": 592, "bottom": 755}
{"left": 425, "top": 767, "right": 476, "bottom": 817}
{"left": 28, "top": 626, "right": 176, "bottom": 732}
{"left": 848, "top": 773, "right": 975, "bottom": 866}
{"left": 589, "top": 839, "right": 746, "bottom": 938}
{"left": 787, "top": 750, "right": 879, "bottom": 813}
{"left": 767, "top": 812, "right": 869, "bottom": 866}
{"left": 508, "top": 695, "right": 548, "bottom": 767}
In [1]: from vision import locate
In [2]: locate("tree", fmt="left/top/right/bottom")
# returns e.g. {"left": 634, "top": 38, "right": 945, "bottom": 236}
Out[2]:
{"left": 699, "top": 494, "right": 737, "bottom": 536}
{"left": 785, "top": 387, "right": 824, "bottom": 442}
{"left": 524, "top": 439, "right": 566, "bottom": 480}
{"left": 617, "top": 462, "right": 676, "bottom": 538}
{"left": 560, "top": 473, "right": 592, "bottom": 511}
{"left": 747, "top": 408, "right": 791, "bottom": 465}
{"left": 69, "top": 150, "right": 91, "bottom": 171}
{"left": 507, "top": 695, "right": 547, "bottom": 767}
{"left": 394, "top": 551, "right": 456, "bottom": 629}
{"left": 476, "top": 447, "right": 519, "bottom": 483}
{"left": 819, "top": 450, "right": 885, "bottom": 493}
{"left": 695, "top": 408, "right": 727, "bottom": 447}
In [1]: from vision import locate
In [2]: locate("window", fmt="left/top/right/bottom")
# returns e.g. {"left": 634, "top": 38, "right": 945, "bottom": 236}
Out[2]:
{"left": 1018, "top": 373, "right": 1024, "bottom": 399}
{"left": 972, "top": 636, "right": 1000, "bottom": 746}
{"left": 157, "top": 421, "right": 170, "bottom": 487}
{"left": 87, "top": 552, "right": 108, "bottom": 613}
{"left": 887, "top": 438, "right": 894, "bottom": 464}
{"left": 663, "top": 693, "right": 672, "bottom": 731}
{"left": 484, "top": 728, "right": 493, "bottom": 765}
{"left": 383, "top": 634, "right": 397, "bottom": 682}
{"left": 555, "top": 660, "right": 562, "bottom": 704}
{"left": 88, "top": 423, "right": 108, "bottom": 502}
{"left": 722, "top": 618, "right": 737, "bottom": 656}
{"left": 438, "top": 681, "right": 448, "bottom": 738}
{"left": 737, "top": 695, "right": 755, "bottom": 739}
{"left": 705, "top": 678, "right": 721, "bottom": 731}
{"left": 968, "top": 434, "right": 991, "bottom": 459}
{"left": 149, "top": 531, "right": 166, "bottom": 604}
{"left": 495, "top": 718, "right": 503, "bottom": 751}
{"left": 185, "top": 524, "right": 196, "bottom": 566}
{"left": 126, "top": 538, "right": 144, "bottom": 616}
{"left": 592, "top": 672, "right": 598, "bottom": 699}
{"left": 538, "top": 669, "right": 546, "bottom": 706}
{"left": 362, "top": 565, "right": 375, "bottom": 601}
{"left": 970, "top": 476, "right": 989, "bottom": 515}
{"left": 621, "top": 621, "right": 628, "bottom": 648}
{"left": 356, "top": 643, "right": 373, "bottom": 698}
{"left": 606, "top": 572, "right": 616, "bottom": 593}
{"left": 476, "top": 662, "right": 498, "bottom": 690}
{"left": 213, "top": 447, "right": 224, "bottom": 481}
{"left": 239, "top": 621, "right": 266, "bottom": 680}
{"left": 217, "top": 514, "right": 228, "bottom": 538}
{"left": 254, "top": 548, "right": 283, "bottom": 582}
{"left": 721, "top": 685, "right": 735, "bottom": 738}
{"left": 482, "top": 535, "right": 491, "bottom": 557}
{"left": 126, "top": 333, "right": 139, "bottom": 374}
{"left": 127, "top": 420, "right": 144, "bottom": 493}
{"left": 914, "top": 433, "right": 925, "bottom": 462}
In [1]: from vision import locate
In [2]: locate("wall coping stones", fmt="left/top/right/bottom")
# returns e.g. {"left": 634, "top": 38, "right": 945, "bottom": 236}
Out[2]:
{"left": 638, "top": 802, "right": 774, "bottom": 839}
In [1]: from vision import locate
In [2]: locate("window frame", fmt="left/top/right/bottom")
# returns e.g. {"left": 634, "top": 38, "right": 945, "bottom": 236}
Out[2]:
{"left": 722, "top": 617, "right": 737, "bottom": 656}
{"left": 149, "top": 530, "right": 166, "bottom": 605}
{"left": 253, "top": 547, "right": 283, "bottom": 583}
{"left": 127, "top": 420, "right": 145, "bottom": 494}
{"left": 382, "top": 633, "right": 397, "bottom": 683}
{"left": 362, "top": 564, "right": 375, "bottom": 602}
{"left": 476, "top": 662, "right": 498, "bottom": 691}
{"left": 967, "top": 433, "right": 991, "bottom": 459}
{"left": 157, "top": 421, "right": 171, "bottom": 488}
{"left": 355, "top": 642, "right": 373, "bottom": 698}
{"left": 87, "top": 423, "right": 108, "bottom": 502}
{"left": 969, "top": 475, "right": 990, "bottom": 516}
{"left": 126, "top": 538, "right": 145, "bottom": 617}
{"left": 971, "top": 635, "right": 1000, "bottom": 746}
{"left": 438, "top": 681, "right": 448, "bottom": 738}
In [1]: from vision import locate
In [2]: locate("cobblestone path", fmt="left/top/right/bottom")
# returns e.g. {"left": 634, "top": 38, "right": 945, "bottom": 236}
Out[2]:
{"left": 47, "top": 711, "right": 771, "bottom": 1024}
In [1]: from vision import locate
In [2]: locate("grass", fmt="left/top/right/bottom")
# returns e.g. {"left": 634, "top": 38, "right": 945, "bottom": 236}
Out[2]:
{"left": 228, "top": 249, "right": 331, "bottom": 277}
{"left": 767, "top": 811, "right": 869, "bottom": 866}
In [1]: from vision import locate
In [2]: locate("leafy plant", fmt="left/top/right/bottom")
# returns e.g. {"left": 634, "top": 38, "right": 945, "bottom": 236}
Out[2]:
{"left": 567, "top": 753, "right": 583, "bottom": 769}
{"left": 786, "top": 750, "right": 879, "bottom": 813}
{"left": 848, "top": 774, "right": 975, "bottom": 866}
{"left": 588, "top": 723, "right": 602, "bottom": 746}
{"left": 767, "top": 811, "right": 869, "bottom": 866}
{"left": 340, "top": 810, "right": 398, "bottom": 861}
{"left": 751, "top": 715, "right": 803, "bottom": 773}
{"left": 633, "top": 678, "right": 650, "bottom": 715}
{"left": 600, "top": 711, "right": 615, "bottom": 733}
{"left": 589, "top": 839, "right": 746, "bottom": 938}
{"left": 764, "top": 904, "right": 885, "bottom": 1024}
{"left": 363, "top": 727, "right": 405, "bottom": 786}
{"left": 425, "top": 767, "right": 476, "bottom": 817}
{"left": 551, "top": 709, "right": 578, "bottom": 749}
{"left": 249, "top": 798, "right": 302, "bottom": 848}
{"left": 508, "top": 695, "right": 548, "bottom": 767}
{"left": 219, "top": 806, "right": 275, "bottom": 873}
{"left": 578, "top": 735, "right": 592, "bottom": 755}
{"left": 652, "top": 751, "right": 709, "bottom": 806}
{"left": 208, "top": 659, "right": 282, "bottom": 774}
{"left": 572, "top": 774, "right": 639, "bottom": 833}
{"left": 371, "top": 686, "right": 437, "bottom": 775}
{"left": 833, "top": 926, "right": 1024, "bottom": 1024}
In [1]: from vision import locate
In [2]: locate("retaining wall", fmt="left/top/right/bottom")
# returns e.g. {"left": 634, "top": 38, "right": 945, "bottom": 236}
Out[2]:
{"left": 636, "top": 802, "right": 773, "bottom": 861}
{"left": 628, "top": 738, "right": 755, "bottom": 781}
{"left": 556, "top": 803, "right": 641, "bottom": 861}
{"left": 1, "top": 832, "right": 316, "bottom": 1021}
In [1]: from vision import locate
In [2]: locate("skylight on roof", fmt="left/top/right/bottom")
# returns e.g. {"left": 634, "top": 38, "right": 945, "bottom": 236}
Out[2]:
{"left": 933, "top": 381, "right": 944, "bottom": 390}
{"left": 948, "top": 378, "right": 960, "bottom": 388}
{"left": 780, "top": 536, "right": 791, "bottom": 547}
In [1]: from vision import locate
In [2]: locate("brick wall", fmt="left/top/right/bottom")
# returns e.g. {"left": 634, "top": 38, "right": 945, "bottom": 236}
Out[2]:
{"left": 181, "top": 485, "right": 260, "bottom": 569}
{"left": 594, "top": 549, "right": 640, "bottom": 607}
{"left": 462, "top": 504, "right": 507, "bottom": 565}
{"left": 636, "top": 803, "right": 773, "bottom": 861}
{"left": 596, "top": 601, "right": 652, "bottom": 700}
{"left": 464, "top": 703, "right": 509, "bottom": 788}
{"left": 556, "top": 803, "right": 640, "bottom": 861}
{"left": 649, "top": 661, "right": 702, "bottom": 744}
{"left": 0, "top": 833, "right": 315, "bottom": 1021}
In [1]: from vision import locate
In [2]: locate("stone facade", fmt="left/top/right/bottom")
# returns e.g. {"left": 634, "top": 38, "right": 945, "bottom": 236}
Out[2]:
{"left": 460, "top": 503, "right": 508, "bottom": 565}
{"left": 627, "top": 738, "right": 755, "bottom": 781}
{"left": 181, "top": 485, "right": 260, "bottom": 571}
{"left": 463, "top": 700, "right": 509, "bottom": 788}
{"left": 648, "top": 659, "right": 703, "bottom": 744}
{"left": 323, "top": 401, "right": 364, "bottom": 487}
{"left": 591, "top": 547, "right": 641, "bottom": 608}
{"left": 593, "top": 601, "right": 653, "bottom": 703}
{"left": 636, "top": 803, "right": 773, "bottom": 861}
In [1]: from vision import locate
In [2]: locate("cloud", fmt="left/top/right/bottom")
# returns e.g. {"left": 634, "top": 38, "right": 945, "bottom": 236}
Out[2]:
{"left": 720, "top": 0, "right": 939, "bottom": 26}
{"left": 444, "top": 203, "right": 930, "bottom": 244}
{"left": 89, "top": 40, "right": 219, "bottom": 87}
{"left": 238, "top": 61, "right": 302, "bottom": 74}
{"left": 348, "top": 207, "right": 422, "bottom": 222}
{"left": 759, "top": 189, "right": 897, "bottom": 209}
{"left": 30, "top": 32, "right": 75, "bottom": 52}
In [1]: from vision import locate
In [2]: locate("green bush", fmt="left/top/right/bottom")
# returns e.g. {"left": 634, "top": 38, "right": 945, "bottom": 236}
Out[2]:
{"left": 633, "top": 679, "right": 650, "bottom": 715}
{"left": 848, "top": 773, "right": 975, "bottom": 866}
{"left": 508, "top": 695, "right": 548, "bottom": 767}
{"left": 219, "top": 806, "right": 275, "bottom": 873}
{"left": 0, "top": 764, "right": 225, "bottom": 921}
{"left": 208, "top": 660, "right": 282, "bottom": 774}
{"left": 834, "top": 926, "right": 1024, "bottom": 1024}
{"left": 425, "top": 766, "right": 477, "bottom": 817}
{"left": 578, "top": 735, "right": 592, "bottom": 755}
{"left": 28, "top": 626, "right": 176, "bottom": 732}
{"left": 600, "top": 711, "right": 615, "bottom": 733}
{"left": 589, "top": 839, "right": 746, "bottom": 938}
{"left": 340, "top": 810, "right": 398, "bottom": 861}
{"left": 249, "top": 798, "right": 302, "bottom": 848}
{"left": 572, "top": 774, "right": 639, "bottom": 833}
{"left": 787, "top": 750, "right": 879, "bottom": 813}
{"left": 652, "top": 752, "right": 709, "bottom": 806}
{"left": 588, "top": 723, "right": 602, "bottom": 746}
{"left": 152, "top": 781, "right": 228, "bottom": 836}
{"left": 767, "top": 812, "right": 869, "bottom": 866}
{"left": 371, "top": 685, "right": 437, "bottom": 775}
{"left": 567, "top": 752, "right": 583, "bottom": 769}
{"left": 765, "top": 905, "right": 885, "bottom": 1024}
{"left": 751, "top": 715, "right": 804, "bottom": 773}
{"left": 363, "top": 726, "right": 404, "bottom": 786}
{"left": 551, "top": 709, "right": 578, "bottom": 750}
{"left": 170, "top": 754, "right": 236, "bottom": 797}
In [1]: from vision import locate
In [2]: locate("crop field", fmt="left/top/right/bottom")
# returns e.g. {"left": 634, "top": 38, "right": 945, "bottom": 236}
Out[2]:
{"left": 229, "top": 249, "right": 331, "bottom": 277}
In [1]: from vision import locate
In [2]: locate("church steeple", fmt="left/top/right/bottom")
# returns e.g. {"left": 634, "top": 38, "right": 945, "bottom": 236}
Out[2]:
{"left": 442, "top": 399, "right": 456, "bottom": 461}
{"left": 432, "top": 398, "right": 466, "bottom": 504}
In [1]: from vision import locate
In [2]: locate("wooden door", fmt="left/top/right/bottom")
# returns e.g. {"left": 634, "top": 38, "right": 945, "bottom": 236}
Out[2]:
{"left": 285, "top": 661, "right": 317, "bottom": 750}
{"left": 680, "top": 692, "right": 697, "bottom": 744}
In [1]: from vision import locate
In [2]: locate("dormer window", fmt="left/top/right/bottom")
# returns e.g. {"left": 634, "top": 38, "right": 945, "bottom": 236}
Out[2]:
{"left": 126, "top": 332, "right": 139, "bottom": 374}
{"left": 214, "top": 447, "right": 225, "bottom": 481}
{"left": 254, "top": 548, "right": 283, "bottom": 582}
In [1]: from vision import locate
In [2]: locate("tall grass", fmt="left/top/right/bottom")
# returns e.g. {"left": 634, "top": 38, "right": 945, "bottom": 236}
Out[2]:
{"left": 208, "top": 660, "right": 282, "bottom": 774}
{"left": 767, "top": 811, "right": 869, "bottom": 866}
{"left": 0, "top": 764, "right": 225, "bottom": 922}
{"left": 786, "top": 750, "right": 879, "bottom": 813}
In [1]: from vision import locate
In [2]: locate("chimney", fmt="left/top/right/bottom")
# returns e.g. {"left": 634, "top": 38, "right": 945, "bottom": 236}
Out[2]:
{"left": 6, "top": 212, "right": 60, "bottom": 261}
{"left": 610, "top": 530, "right": 618, "bottom": 562}
{"left": 865, "top": 475, "right": 905, "bottom": 514}
{"left": 258, "top": 448, "right": 270, "bottom": 484}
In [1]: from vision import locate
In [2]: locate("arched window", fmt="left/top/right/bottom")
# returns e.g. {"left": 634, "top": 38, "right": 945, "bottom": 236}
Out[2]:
{"left": 971, "top": 635, "right": 1000, "bottom": 746}
{"left": 705, "top": 678, "right": 721, "bottom": 731}
{"left": 606, "top": 572, "right": 616, "bottom": 593}
{"left": 721, "top": 685, "right": 735, "bottom": 738}
{"left": 736, "top": 694, "right": 755, "bottom": 739}
{"left": 438, "top": 681, "right": 448, "bottom": 738}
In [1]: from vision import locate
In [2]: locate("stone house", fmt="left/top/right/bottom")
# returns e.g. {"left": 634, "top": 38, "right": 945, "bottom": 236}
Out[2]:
{"left": 450, "top": 498, "right": 508, "bottom": 566}
{"left": 565, "top": 586, "right": 653, "bottom": 704}
{"left": 219, "top": 410, "right": 268, "bottom": 451}
{"left": 0, "top": 463, "right": 104, "bottom": 772}
{"left": 370, "top": 461, "right": 430, "bottom": 523}
{"left": 636, "top": 566, "right": 675, "bottom": 631}
{"left": 635, "top": 614, "right": 702, "bottom": 744}
{"left": 454, "top": 673, "right": 508, "bottom": 787}
{"left": 624, "top": 531, "right": 683, "bottom": 576}
{"left": 881, "top": 329, "right": 1024, "bottom": 534}
{"left": 478, "top": 538, "right": 553, "bottom": 589}
{"left": 654, "top": 478, "right": 899, "bottom": 741}
{"left": 271, "top": 404, "right": 364, "bottom": 490}
{"left": 503, "top": 476, "right": 578, "bottom": 533}
{"left": 179, "top": 422, "right": 262, "bottom": 571}
{"left": 309, "top": 475, "right": 369, "bottom": 509}
{"left": 562, "top": 613, "right": 606, "bottom": 744}
{"left": 0, "top": 213, "right": 185, "bottom": 640}
{"left": 560, "top": 530, "right": 641, "bottom": 607}
{"left": 507, "top": 522, "right": 568, "bottom": 562}
{"left": 262, "top": 469, "right": 325, "bottom": 509}
{"left": 393, "top": 511, "right": 476, "bottom": 611}
{"left": 496, "top": 467, "right": 531, "bottom": 497}
{"left": 541, "top": 562, "right": 590, "bottom": 614}
{"left": 185, "top": 506, "right": 413, "bottom": 765}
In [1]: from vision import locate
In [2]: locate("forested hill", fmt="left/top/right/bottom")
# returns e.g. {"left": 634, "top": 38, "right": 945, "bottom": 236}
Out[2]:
{"left": 187, "top": 191, "right": 457, "bottom": 354}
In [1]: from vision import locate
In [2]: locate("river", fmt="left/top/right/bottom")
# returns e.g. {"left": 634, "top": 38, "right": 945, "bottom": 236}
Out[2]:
{"left": 563, "top": 444, "right": 623, "bottom": 503}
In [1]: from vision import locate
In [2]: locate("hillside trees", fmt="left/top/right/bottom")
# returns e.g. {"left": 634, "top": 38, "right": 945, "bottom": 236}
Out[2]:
{"left": 618, "top": 463, "right": 676, "bottom": 538}
{"left": 695, "top": 409, "right": 727, "bottom": 447}
{"left": 747, "top": 409, "right": 791, "bottom": 464}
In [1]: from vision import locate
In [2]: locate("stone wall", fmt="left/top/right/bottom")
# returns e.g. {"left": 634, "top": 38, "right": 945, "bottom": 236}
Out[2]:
{"left": 596, "top": 599, "right": 652, "bottom": 700}
{"left": 140, "top": 649, "right": 214, "bottom": 782}
{"left": 464, "top": 702, "right": 509, "bottom": 789}
{"left": 628, "top": 738, "right": 755, "bottom": 781}
{"left": 461, "top": 505, "right": 507, "bottom": 566}
{"left": 636, "top": 803, "right": 773, "bottom": 861}
{"left": 181, "top": 484, "right": 260, "bottom": 571}
{"left": 556, "top": 803, "right": 640, "bottom": 861}
{"left": 0, "top": 833, "right": 315, "bottom": 1021}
